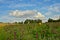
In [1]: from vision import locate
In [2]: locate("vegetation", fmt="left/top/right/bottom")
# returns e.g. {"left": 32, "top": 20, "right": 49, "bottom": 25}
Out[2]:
{"left": 48, "top": 18, "right": 60, "bottom": 22}
{"left": 0, "top": 22, "right": 60, "bottom": 40}
{"left": 0, "top": 19, "right": 60, "bottom": 40}
{"left": 24, "top": 19, "right": 42, "bottom": 24}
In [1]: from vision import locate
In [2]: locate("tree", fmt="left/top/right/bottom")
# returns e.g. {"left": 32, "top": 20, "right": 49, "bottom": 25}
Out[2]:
{"left": 0, "top": 22, "right": 3, "bottom": 23}
{"left": 24, "top": 19, "right": 42, "bottom": 24}
{"left": 14, "top": 22, "right": 18, "bottom": 24}
{"left": 24, "top": 19, "right": 30, "bottom": 24}
{"left": 57, "top": 19, "right": 60, "bottom": 22}
{"left": 36, "top": 19, "right": 42, "bottom": 23}
{"left": 48, "top": 18, "right": 60, "bottom": 22}
{"left": 48, "top": 18, "right": 53, "bottom": 22}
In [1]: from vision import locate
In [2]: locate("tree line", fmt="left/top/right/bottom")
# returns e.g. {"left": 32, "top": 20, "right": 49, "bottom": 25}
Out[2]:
{"left": 14, "top": 19, "right": 42, "bottom": 24}
{"left": 48, "top": 18, "right": 60, "bottom": 22}
{"left": 0, "top": 18, "right": 60, "bottom": 24}
{"left": 24, "top": 19, "right": 42, "bottom": 24}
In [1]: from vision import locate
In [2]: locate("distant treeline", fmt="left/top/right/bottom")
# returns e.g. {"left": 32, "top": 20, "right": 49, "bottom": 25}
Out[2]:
{"left": 48, "top": 18, "right": 60, "bottom": 22}
{"left": 0, "top": 18, "right": 60, "bottom": 24}
{"left": 14, "top": 19, "right": 42, "bottom": 24}
{"left": 24, "top": 19, "right": 42, "bottom": 24}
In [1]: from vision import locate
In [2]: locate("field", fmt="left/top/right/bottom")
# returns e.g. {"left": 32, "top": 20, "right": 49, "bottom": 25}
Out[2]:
{"left": 0, "top": 22, "right": 60, "bottom": 40}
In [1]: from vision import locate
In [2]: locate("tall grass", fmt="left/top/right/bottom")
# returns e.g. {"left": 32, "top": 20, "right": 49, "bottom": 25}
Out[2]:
{"left": 0, "top": 23, "right": 60, "bottom": 40}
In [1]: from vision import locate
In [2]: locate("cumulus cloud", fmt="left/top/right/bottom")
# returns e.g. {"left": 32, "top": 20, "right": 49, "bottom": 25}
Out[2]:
{"left": 51, "top": 15, "right": 60, "bottom": 20}
{"left": 10, "top": 10, "right": 37, "bottom": 18}
{"left": 9, "top": 10, "right": 45, "bottom": 20}
{"left": 34, "top": 12, "right": 45, "bottom": 18}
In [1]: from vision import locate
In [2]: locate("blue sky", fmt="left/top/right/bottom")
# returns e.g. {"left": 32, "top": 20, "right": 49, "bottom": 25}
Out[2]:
{"left": 0, "top": 0, "right": 60, "bottom": 22}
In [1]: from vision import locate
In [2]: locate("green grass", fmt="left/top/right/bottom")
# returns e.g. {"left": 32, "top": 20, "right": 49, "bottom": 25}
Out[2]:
{"left": 0, "top": 23, "right": 60, "bottom": 40}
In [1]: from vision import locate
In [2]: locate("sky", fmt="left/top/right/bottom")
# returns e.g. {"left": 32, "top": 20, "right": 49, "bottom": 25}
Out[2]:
{"left": 0, "top": 0, "right": 60, "bottom": 23}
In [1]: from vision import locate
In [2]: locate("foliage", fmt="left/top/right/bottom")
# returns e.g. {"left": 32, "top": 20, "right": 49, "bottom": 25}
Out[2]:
{"left": 48, "top": 18, "right": 60, "bottom": 22}
{"left": 0, "top": 23, "right": 60, "bottom": 40}
{"left": 24, "top": 19, "right": 42, "bottom": 24}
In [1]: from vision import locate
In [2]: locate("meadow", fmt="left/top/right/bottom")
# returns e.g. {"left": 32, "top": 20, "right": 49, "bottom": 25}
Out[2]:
{"left": 0, "top": 22, "right": 60, "bottom": 40}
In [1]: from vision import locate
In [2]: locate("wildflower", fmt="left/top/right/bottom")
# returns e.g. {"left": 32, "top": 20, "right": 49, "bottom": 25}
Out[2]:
{"left": 39, "top": 23, "right": 41, "bottom": 25}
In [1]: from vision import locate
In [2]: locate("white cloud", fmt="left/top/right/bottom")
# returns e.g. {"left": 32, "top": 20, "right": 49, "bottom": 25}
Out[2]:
{"left": 10, "top": 10, "right": 37, "bottom": 18}
{"left": 9, "top": 10, "right": 45, "bottom": 20}
{"left": 0, "top": 10, "right": 45, "bottom": 23}
{"left": 51, "top": 15, "right": 60, "bottom": 20}
{"left": 0, "top": 15, "right": 26, "bottom": 22}
{"left": 35, "top": 12, "right": 45, "bottom": 18}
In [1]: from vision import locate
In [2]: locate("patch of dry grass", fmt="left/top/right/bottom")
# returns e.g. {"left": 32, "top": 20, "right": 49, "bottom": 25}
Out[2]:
{"left": 0, "top": 23, "right": 7, "bottom": 27}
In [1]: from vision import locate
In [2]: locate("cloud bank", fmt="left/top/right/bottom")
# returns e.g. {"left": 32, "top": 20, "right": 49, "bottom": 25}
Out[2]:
{"left": 51, "top": 15, "right": 60, "bottom": 20}
{"left": 9, "top": 10, "right": 45, "bottom": 20}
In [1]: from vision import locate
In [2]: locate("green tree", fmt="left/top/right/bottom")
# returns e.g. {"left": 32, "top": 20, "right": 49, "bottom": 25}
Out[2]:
{"left": 48, "top": 18, "right": 53, "bottom": 22}
{"left": 24, "top": 19, "right": 42, "bottom": 24}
